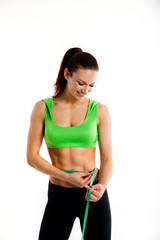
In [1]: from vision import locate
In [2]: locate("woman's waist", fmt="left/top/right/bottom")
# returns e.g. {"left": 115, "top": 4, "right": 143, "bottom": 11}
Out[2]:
{"left": 50, "top": 157, "right": 96, "bottom": 172}
{"left": 49, "top": 166, "right": 99, "bottom": 188}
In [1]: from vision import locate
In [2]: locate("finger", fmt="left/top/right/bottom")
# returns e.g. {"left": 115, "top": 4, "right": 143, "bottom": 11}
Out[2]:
{"left": 92, "top": 185, "right": 100, "bottom": 190}
{"left": 89, "top": 194, "right": 98, "bottom": 202}
{"left": 88, "top": 188, "right": 99, "bottom": 201}
{"left": 82, "top": 173, "right": 91, "bottom": 179}
{"left": 81, "top": 172, "right": 91, "bottom": 177}
{"left": 85, "top": 190, "right": 98, "bottom": 202}
{"left": 90, "top": 189, "right": 100, "bottom": 198}
{"left": 86, "top": 186, "right": 100, "bottom": 199}
{"left": 85, "top": 194, "right": 88, "bottom": 201}
{"left": 85, "top": 191, "right": 89, "bottom": 201}
{"left": 84, "top": 174, "right": 92, "bottom": 179}
{"left": 89, "top": 185, "right": 100, "bottom": 193}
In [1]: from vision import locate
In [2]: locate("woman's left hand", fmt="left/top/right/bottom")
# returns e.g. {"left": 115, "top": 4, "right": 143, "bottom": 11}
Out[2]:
{"left": 85, "top": 183, "right": 105, "bottom": 202}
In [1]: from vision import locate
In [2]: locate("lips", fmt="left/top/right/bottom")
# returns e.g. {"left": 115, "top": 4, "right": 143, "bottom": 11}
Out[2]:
{"left": 77, "top": 91, "right": 85, "bottom": 97}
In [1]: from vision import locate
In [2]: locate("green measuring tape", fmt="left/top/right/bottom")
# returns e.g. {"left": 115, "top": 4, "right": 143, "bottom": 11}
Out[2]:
{"left": 60, "top": 167, "right": 97, "bottom": 240}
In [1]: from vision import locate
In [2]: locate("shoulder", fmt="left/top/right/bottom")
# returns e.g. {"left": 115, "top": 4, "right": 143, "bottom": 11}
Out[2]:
{"left": 96, "top": 101, "right": 111, "bottom": 125}
{"left": 30, "top": 99, "right": 46, "bottom": 122}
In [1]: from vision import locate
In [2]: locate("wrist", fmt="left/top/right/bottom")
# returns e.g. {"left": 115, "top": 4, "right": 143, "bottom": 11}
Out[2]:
{"left": 60, "top": 171, "right": 70, "bottom": 182}
{"left": 55, "top": 168, "right": 70, "bottom": 182}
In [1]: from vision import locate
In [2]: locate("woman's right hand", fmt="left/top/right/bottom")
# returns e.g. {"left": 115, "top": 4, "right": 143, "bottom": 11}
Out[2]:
{"left": 67, "top": 172, "right": 93, "bottom": 188}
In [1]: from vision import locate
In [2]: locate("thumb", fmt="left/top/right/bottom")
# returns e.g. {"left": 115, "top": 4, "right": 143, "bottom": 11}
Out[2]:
{"left": 82, "top": 172, "right": 91, "bottom": 178}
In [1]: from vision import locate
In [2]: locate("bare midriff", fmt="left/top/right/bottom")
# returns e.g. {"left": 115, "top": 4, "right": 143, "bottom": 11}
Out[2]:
{"left": 48, "top": 147, "right": 99, "bottom": 188}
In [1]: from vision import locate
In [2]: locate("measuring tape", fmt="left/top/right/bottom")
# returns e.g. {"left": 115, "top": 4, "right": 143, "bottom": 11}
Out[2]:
{"left": 60, "top": 167, "right": 97, "bottom": 240}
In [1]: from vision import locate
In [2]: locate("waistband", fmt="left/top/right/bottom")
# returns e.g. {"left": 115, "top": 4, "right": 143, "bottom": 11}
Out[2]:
{"left": 49, "top": 178, "right": 98, "bottom": 191}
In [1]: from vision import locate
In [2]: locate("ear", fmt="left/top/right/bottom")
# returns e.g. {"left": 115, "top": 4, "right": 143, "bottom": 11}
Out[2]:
{"left": 64, "top": 68, "right": 69, "bottom": 81}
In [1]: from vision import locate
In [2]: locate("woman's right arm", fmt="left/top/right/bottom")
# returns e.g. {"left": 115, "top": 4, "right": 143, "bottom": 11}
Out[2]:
{"left": 26, "top": 100, "right": 92, "bottom": 187}
{"left": 26, "top": 100, "right": 70, "bottom": 181}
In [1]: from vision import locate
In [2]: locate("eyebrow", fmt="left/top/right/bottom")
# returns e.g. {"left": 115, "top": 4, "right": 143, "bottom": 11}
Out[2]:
{"left": 78, "top": 79, "right": 95, "bottom": 84}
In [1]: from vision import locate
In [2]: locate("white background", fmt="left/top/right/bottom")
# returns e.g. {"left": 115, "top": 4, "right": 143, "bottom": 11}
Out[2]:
{"left": 0, "top": 0, "right": 160, "bottom": 239}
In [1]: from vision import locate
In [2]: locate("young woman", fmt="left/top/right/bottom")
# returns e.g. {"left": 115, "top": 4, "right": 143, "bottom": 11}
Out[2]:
{"left": 26, "top": 47, "right": 113, "bottom": 240}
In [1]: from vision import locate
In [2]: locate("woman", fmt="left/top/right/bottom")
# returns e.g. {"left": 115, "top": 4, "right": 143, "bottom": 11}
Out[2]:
{"left": 26, "top": 47, "right": 113, "bottom": 240}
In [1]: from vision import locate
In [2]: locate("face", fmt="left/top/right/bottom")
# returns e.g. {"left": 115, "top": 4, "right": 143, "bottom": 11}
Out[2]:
{"left": 64, "top": 67, "right": 98, "bottom": 99}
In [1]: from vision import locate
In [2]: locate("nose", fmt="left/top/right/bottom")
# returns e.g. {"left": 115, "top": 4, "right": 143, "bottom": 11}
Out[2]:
{"left": 82, "top": 86, "right": 90, "bottom": 94}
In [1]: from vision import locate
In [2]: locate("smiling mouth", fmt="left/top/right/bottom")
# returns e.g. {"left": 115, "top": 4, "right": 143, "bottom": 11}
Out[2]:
{"left": 77, "top": 91, "right": 85, "bottom": 97}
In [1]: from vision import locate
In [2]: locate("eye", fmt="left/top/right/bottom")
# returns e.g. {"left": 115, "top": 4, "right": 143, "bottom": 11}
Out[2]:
{"left": 78, "top": 81, "right": 94, "bottom": 87}
{"left": 78, "top": 82, "right": 84, "bottom": 86}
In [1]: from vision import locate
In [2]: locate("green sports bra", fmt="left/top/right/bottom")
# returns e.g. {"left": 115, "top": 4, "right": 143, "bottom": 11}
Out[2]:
{"left": 42, "top": 97, "right": 99, "bottom": 148}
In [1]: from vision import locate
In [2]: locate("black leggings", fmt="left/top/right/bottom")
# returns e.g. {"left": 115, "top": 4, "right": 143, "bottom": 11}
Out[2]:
{"left": 38, "top": 180, "right": 111, "bottom": 240}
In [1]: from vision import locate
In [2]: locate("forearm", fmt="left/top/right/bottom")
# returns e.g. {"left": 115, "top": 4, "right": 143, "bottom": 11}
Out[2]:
{"left": 98, "top": 158, "right": 113, "bottom": 188}
{"left": 27, "top": 154, "right": 69, "bottom": 182}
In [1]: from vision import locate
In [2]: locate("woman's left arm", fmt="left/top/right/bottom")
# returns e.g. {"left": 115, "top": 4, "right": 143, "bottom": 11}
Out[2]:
{"left": 85, "top": 103, "right": 113, "bottom": 202}
{"left": 97, "top": 102, "right": 113, "bottom": 188}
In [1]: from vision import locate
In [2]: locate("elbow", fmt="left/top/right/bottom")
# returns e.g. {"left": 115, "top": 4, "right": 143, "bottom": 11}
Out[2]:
{"left": 101, "top": 156, "right": 113, "bottom": 165}
{"left": 109, "top": 157, "right": 114, "bottom": 173}
{"left": 101, "top": 157, "right": 114, "bottom": 172}
{"left": 26, "top": 153, "right": 36, "bottom": 167}
{"left": 27, "top": 155, "right": 33, "bottom": 167}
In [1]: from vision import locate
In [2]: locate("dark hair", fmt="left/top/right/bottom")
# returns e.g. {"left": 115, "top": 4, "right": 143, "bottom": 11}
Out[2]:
{"left": 52, "top": 47, "right": 99, "bottom": 98}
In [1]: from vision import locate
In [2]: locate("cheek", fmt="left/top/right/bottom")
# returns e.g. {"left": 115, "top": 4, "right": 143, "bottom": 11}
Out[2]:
{"left": 68, "top": 81, "right": 75, "bottom": 89}
{"left": 68, "top": 80, "right": 81, "bottom": 92}
{"left": 71, "top": 82, "right": 79, "bottom": 90}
